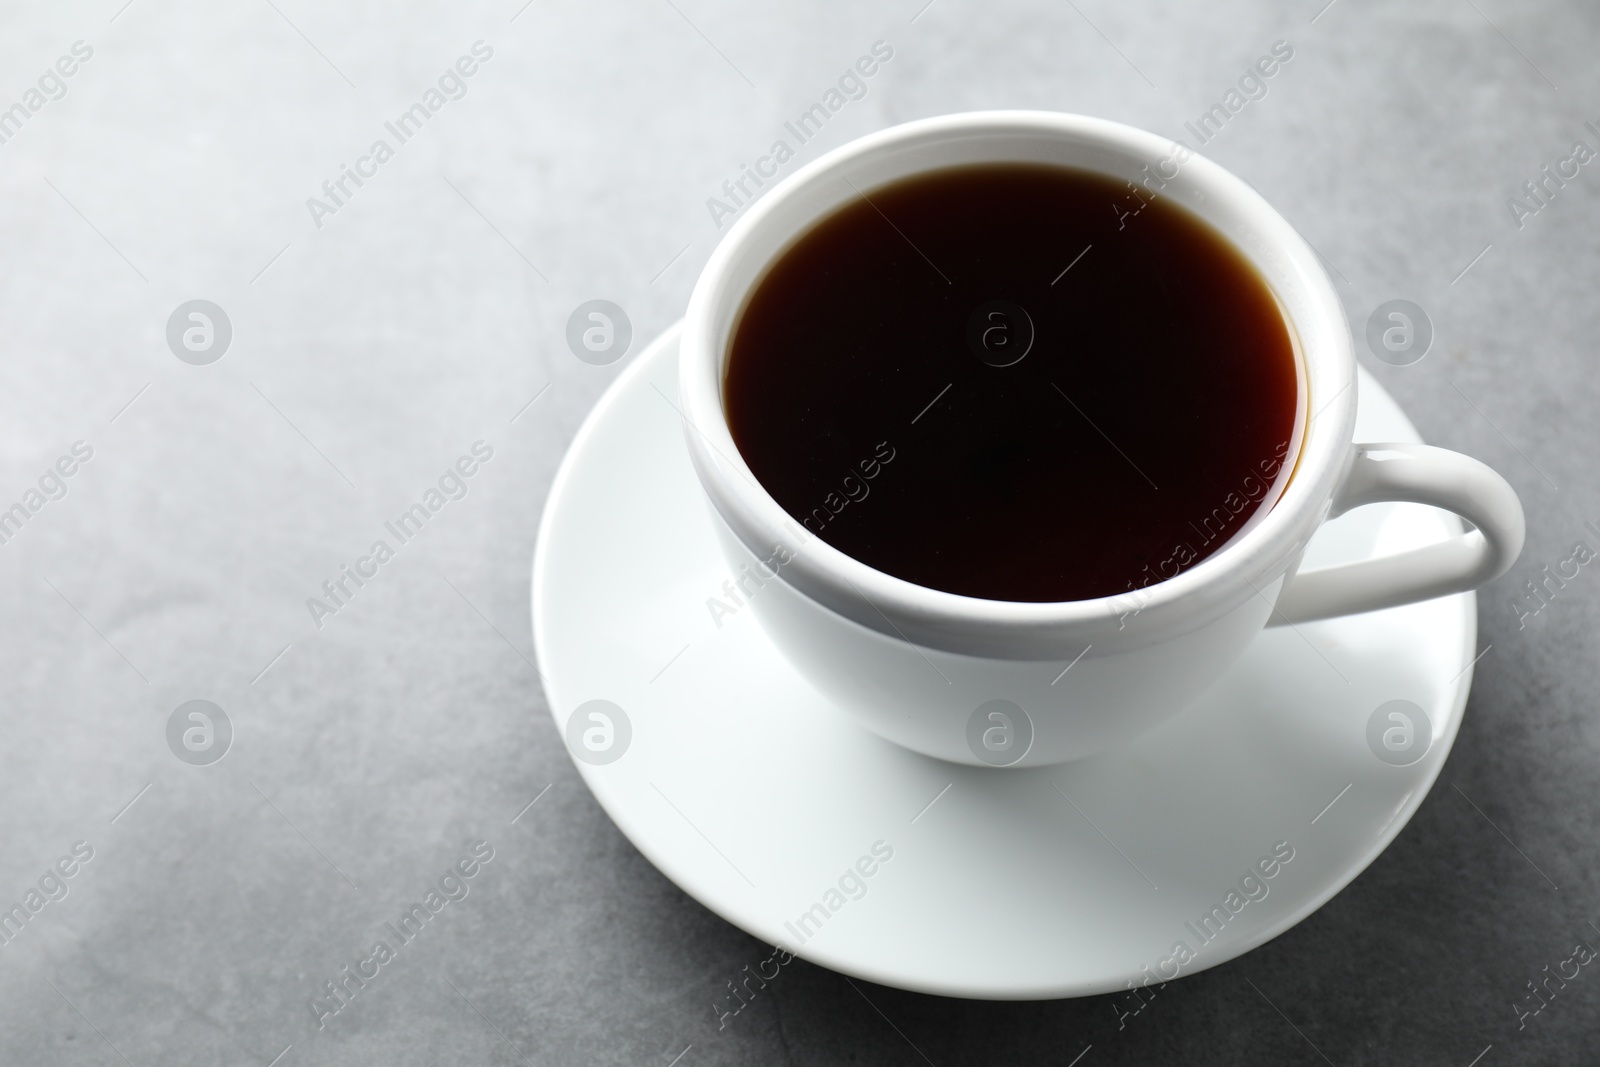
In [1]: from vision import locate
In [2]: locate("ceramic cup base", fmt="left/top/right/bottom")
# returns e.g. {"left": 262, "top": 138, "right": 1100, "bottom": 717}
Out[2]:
{"left": 532, "top": 323, "right": 1474, "bottom": 999}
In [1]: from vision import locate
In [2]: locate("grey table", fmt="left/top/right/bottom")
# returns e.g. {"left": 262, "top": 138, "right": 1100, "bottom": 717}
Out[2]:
{"left": 1, "top": 1, "right": 1595, "bottom": 1064}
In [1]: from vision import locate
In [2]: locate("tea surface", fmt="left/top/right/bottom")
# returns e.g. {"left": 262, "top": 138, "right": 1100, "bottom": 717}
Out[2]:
{"left": 726, "top": 163, "right": 1299, "bottom": 602}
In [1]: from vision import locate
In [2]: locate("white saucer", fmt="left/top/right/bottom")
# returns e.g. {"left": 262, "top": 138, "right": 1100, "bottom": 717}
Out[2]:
{"left": 531, "top": 323, "right": 1475, "bottom": 1000}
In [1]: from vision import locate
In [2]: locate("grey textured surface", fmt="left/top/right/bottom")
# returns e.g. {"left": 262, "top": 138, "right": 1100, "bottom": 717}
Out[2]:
{"left": 0, "top": 1, "right": 1596, "bottom": 1064}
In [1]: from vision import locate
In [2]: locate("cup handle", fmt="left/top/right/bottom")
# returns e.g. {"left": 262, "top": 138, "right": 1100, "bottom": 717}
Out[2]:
{"left": 1268, "top": 442, "right": 1526, "bottom": 625}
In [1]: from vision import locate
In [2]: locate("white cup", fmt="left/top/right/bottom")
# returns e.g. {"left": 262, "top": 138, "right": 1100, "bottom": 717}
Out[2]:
{"left": 679, "top": 111, "right": 1525, "bottom": 767}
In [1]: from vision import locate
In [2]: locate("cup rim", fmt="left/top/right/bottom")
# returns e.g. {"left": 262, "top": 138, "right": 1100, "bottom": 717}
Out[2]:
{"left": 679, "top": 109, "right": 1356, "bottom": 660}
